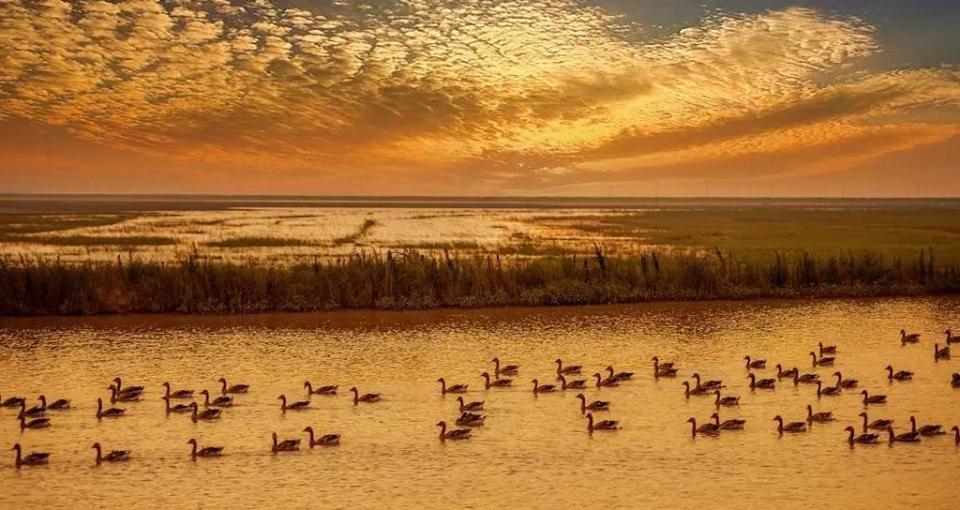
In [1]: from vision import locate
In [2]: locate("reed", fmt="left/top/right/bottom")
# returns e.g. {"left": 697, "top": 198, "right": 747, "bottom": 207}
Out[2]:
{"left": 0, "top": 248, "right": 957, "bottom": 315}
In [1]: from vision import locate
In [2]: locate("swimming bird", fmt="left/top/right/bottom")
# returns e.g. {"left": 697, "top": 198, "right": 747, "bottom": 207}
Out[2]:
{"left": 37, "top": 395, "right": 69, "bottom": 410}
{"left": 96, "top": 398, "right": 125, "bottom": 419}
{"left": 491, "top": 358, "right": 519, "bottom": 377}
{"left": 18, "top": 401, "right": 45, "bottom": 418}
{"left": 816, "top": 381, "right": 841, "bottom": 398}
{"left": 92, "top": 443, "right": 130, "bottom": 464}
{"left": 682, "top": 381, "right": 708, "bottom": 398}
{"left": 748, "top": 373, "right": 776, "bottom": 390}
{"left": 437, "top": 378, "right": 469, "bottom": 395}
{"left": 200, "top": 389, "right": 233, "bottom": 407}
{"left": 859, "top": 412, "right": 893, "bottom": 432}
{"left": 651, "top": 357, "right": 676, "bottom": 371}
{"left": 887, "top": 426, "right": 920, "bottom": 443}
{"left": 806, "top": 405, "right": 834, "bottom": 423}
{"left": 217, "top": 377, "right": 249, "bottom": 395}
{"left": 555, "top": 359, "right": 582, "bottom": 376}
{"left": 773, "top": 415, "right": 807, "bottom": 435}
{"left": 935, "top": 343, "right": 950, "bottom": 361}
{"left": 12, "top": 444, "right": 48, "bottom": 468}
{"left": 861, "top": 390, "right": 887, "bottom": 405}
{"left": 187, "top": 438, "right": 224, "bottom": 459}
{"left": 575, "top": 393, "right": 610, "bottom": 414}
{"left": 1, "top": 396, "right": 25, "bottom": 408}
{"left": 456, "top": 412, "right": 486, "bottom": 427}
{"left": 278, "top": 394, "right": 310, "bottom": 412}
{"left": 437, "top": 421, "right": 471, "bottom": 442}
{"left": 775, "top": 365, "right": 798, "bottom": 380}
{"left": 952, "top": 373, "right": 960, "bottom": 388}
{"left": 686, "top": 417, "right": 719, "bottom": 437}
{"left": 714, "top": 390, "right": 740, "bottom": 407}
{"left": 819, "top": 342, "right": 838, "bottom": 355}
{"left": 691, "top": 373, "right": 723, "bottom": 391}
{"left": 189, "top": 402, "right": 221, "bottom": 422}
{"left": 107, "top": 384, "right": 141, "bottom": 403}
{"left": 481, "top": 372, "right": 512, "bottom": 389}
{"left": 557, "top": 375, "right": 588, "bottom": 390}
{"left": 744, "top": 356, "right": 766, "bottom": 370}
{"left": 952, "top": 426, "right": 959, "bottom": 446}
{"left": 531, "top": 379, "right": 557, "bottom": 394}
{"left": 810, "top": 352, "right": 835, "bottom": 367}
{"left": 456, "top": 396, "right": 484, "bottom": 412}
{"left": 113, "top": 377, "right": 144, "bottom": 396}
{"left": 303, "top": 426, "right": 341, "bottom": 447}
{"left": 271, "top": 432, "right": 300, "bottom": 453}
{"left": 586, "top": 412, "right": 619, "bottom": 433}
{"left": 900, "top": 329, "right": 921, "bottom": 345}
{"left": 833, "top": 372, "right": 858, "bottom": 389}
{"left": 793, "top": 371, "right": 820, "bottom": 386}
{"left": 652, "top": 357, "right": 678, "bottom": 378}
{"left": 162, "top": 396, "right": 191, "bottom": 414}
{"left": 946, "top": 330, "right": 960, "bottom": 344}
{"left": 606, "top": 366, "right": 633, "bottom": 382}
{"left": 910, "top": 416, "right": 944, "bottom": 437}
{"left": 349, "top": 387, "right": 381, "bottom": 404}
{"left": 594, "top": 373, "right": 619, "bottom": 389}
{"left": 304, "top": 381, "right": 338, "bottom": 396}
{"left": 161, "top": 382, "right": 193, "bottom": 399}
{"left": 886, "top": 365, "right": 913, "bottom": 381}
{"left": 710, "top": 413, "right": 745, "bottom": 430}
{"left": 844, "top": 426, "right": 879, "bottom": 445}
{"left": 19, "top": 415, "right": 50, "bottom": 431}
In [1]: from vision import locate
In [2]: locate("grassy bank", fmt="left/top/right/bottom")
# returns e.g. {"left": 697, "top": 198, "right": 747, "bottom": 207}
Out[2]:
{"left": 1, "top": 248, "right": 957, "bottom": 315}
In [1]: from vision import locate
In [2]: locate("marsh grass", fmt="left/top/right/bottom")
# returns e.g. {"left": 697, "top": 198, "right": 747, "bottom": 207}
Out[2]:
{"left": 205, "top": 237, "right": 315, "bottom": 248}
{"left": 333, "top": 218, "right": 378, "bottom": 246}
{"left": 1, "top": 235, "right": 176, "bottom": 246}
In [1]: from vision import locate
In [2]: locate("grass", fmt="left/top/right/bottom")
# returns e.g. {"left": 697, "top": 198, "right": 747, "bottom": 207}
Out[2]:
{"left": 205, "top": 237, "right": 314, "bottom": 248}
{"left": 0, "top": 213, "right": 135, "bottom": 235}
{"left": 333, "top": 218, "right": 378, "bottom": 246}
{"left": 2, "top": 235, "right": 176, "bottom": 246}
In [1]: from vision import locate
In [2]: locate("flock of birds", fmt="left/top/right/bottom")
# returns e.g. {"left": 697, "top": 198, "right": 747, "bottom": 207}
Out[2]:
{"left": 7, "top": 329, "right": 960, "bottom": 468}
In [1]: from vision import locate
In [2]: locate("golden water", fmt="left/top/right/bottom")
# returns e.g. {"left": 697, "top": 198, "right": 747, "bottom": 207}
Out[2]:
{"left": 2, "top": 298, "right": 959, "bottom": 508}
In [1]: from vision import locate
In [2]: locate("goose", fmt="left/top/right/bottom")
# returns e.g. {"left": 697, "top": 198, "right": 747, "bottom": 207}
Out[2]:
{"left": 859, "top": 412, "right": 893, "bottom": 432}
{"left": 187, "top": 438, "right": 224, "bottom": 458}
{"left": 1, "top": 396, "right": 25, "bottom": 408}
{"left": 303, "top": 426, "right": 341, "bottom": 447}
{"left": 271, "top": 432, "right": 300, "bottom": 453}
{"left": 92, "top": 443, "right": 130, "bottom": 464}
{"left": 12, "top": 444, "right": 48, "bottom": 468}
{"left": 686, "top": 417, "right": 718, "bottom": 437}
{"left": 456, "top": 396, "right": 484, "bottom": 412}
{"left": 773, "top": 415, "right": 807, "bottom": 435}
{"left": 886, "top": 365, "right": 913, "bottom": 381}
{"left": 748, "top": 373, "right": 776, "bottom": 390}
{"left": 861, "top": 390, "right": 887, "bottom": 405}
{"left": 37, "top": 395, "right": 69, "bottom": 410}
{"left": 189, "top": 402, "right": 221, "bottom": 422}
{"left": 594, "top": 373, "right": 619, "bottom": 388}
{"left": 218, "top": 378, "right": 249, "bottom": 395}
{"left": 555, "top": 359, "right": 582, "bottom": 376}
{"left": 710, "top": 412, "right": 746, "bottom": 430}
{"left": 19, "top": 415, "right": 50, "bottom": 431}
{"left": 844, "top": 426, "right": 879, "bottom": 445}
{"left": 652, "top": 357, "right": 678, "bottom": 378}
{"left": 606, "top": 366, "right": 634, "bottom": 382}
{"left": 819, "top": 342, "right": 838, "bottom": 355}
{"left": 744, "top": 356, "right": 766, "bottom": 369}
{"left": 107, "top": 384, "right": 141, "bottom": 403}
{"left": 833, "top": 372, "right": 858, "bottom": 389}
{"left": 887, "top": 426, "right": 920, "bottom": 443}
{"left": 200, "top": 389, "right": 233, "bottom": 407}
{"left": 112, "top": 378, "right": 144, "bottom": 396}
{"left": 456, "top": 412, "right": 486, "bottom": 427}
{"left": 793, "top": 371, "right": 820, "bottom": 385}
{"left": 437, "top": 421, "right": 471, "bottom": 442}
{"left": 437, "top": 378, "right": 469, "bottom": 395}
{"left": 161, "top": 382, "right": 193, "bottom": 399}
{"left": 952, "top": 373, "right": 960, "bottom": 388}
{"left": 586, "top": 412, "right": 619, "bottom": 433}
{"left": 96, "top": 398, "right": 125, "bottom": 419}
{"left": 349, "top": 387, "right": 381, "bottom": 404}
{"left": 162, "top": 396, "right": 191, "bottom": 414}
{"left": 775, "top": 365, "right": 798, "bottom": 380}
{"left": 691, "top": 373, "right": 723, "bottom": 391}
{"left": 910, "top": 416, "right": 944, "bottom": 437}
{"left": 278, "top": 394, "right": 310, "bottom": 412}
{"left": 682, "top": 381, "right": 708, "bottom": 398}
{"left": 557, "top": 375, "right": 588, "bottom": 390}
{"left": 531, "top": 379, "right": 557, "bottom": 394}
{"left": 714, "top": 391, "right": 740, "bottom": 407}
{"left": 816, "top": 381, "right": 841, "bottom": 398}
{"left": 935, "top": 343, "right": 951, "bottom": 361}
{"left": 18, "top": 401, "right": 45, "bottom": 418}
{"left": 953, "top": 426, "right": 959, "bottom": 446}
{"left": 575, "top": 393, "right": 610, "bottom": 414}
{"left": 806, "top": 405, "right": 834, "bottom": 423}
{"left": 491, "top": 358, "right": 519, "bottom": 377}
{"left": 810, "top": 352, "right": 834, "bottom": 367}
{"left": 900, "top": 329, "right": 921, "bottom": 345}
{"left": 481, "top": 372, "right": 512, "bottom": 389}
{"left": 304, "top": 381, "right": 338, "bottom": 396}
{"left": 946, "top": 330, "right": 960, "bottom": 344}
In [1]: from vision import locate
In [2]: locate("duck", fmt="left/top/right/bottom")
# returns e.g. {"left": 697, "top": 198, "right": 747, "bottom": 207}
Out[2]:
{"left": 187, "top": 438, "right": 224, "bottom": 458}
{"left": 686, "top": 417, "right": 718, "bottom": 437}
{"left": 162, "top": 396, "right": 191, "bottom": 414}
{"left": 92, "top": 443, "right": 130, "bottom": 464}
{"left": 19, "top": 415, "right": 50, "bottom": 431}
{"left": 586, "top": 412, "right": 619, "bottom": 433}
{"left": 96, "top": 398, "right": 125, "bottom": 419}
{"left": 218, "top": 377, "right": 249, "bottom": 395}
{"left": 887, "top": 426, "right": 920, "bottom": 443}
{"left": 816, "top": 381, "right": 841, "bottom": 398}
{"left": 349, "top": 387, "right": 381, "bottom": 404}
{"left": 271, "top": 432, "right": 300, "bottom": 452}
{"left": 900, "top": 329, "right": 921, "bottom": 345}
{"left": 652, "top": 357, "right": 679, "bottom": 378}
{"left": 555, "top": 359, "right": 582, "bottom": 376}
{"left": 200, "top": 389, "right": 233, "bottom": 407}
{"left": 681, "top": 381, "right": 708, "bottom": 398}
{"left": 935, "top": 343, "right": 951, "bottom": 361}
{"left": 714, "top": 390, "right": 740, "bottom": 407}
{"left": 691, "top": 373, "right": 723, "bottom": 391}
{"left": 806, "top": 405, "right": 834, "bottom": 423}
{"left": 531, "top": 379, "right": 557, "bottom": 394}
{"left": 775, "top": 365, "right": 798, "bottom": 380}
{"left": 18, "top": 400, "right": 45, "bottom": 418}
{"left": 952, "top": 426, "right": 959, "bottom": 446}
{"left": 748, "top": 373, "right": 776, "bottom": 390}
{"left": 189, "top": 402, "right": 221, "bottom": 422}
{"left": 606, "top": 366, "right": 634, "bottom": 382}
{"left": 773, "top": 415, "right": 807, "bottom": 435}
{"left": 37, "top": 395, "right": 69, "bottom": 410}
{"left": 492, "top": 358, "right": 519, "bottom": 377}
{"left": 710, "top": 412, "right": 745, "bottom": 430}
{"left": 861, "top": 390, "right": 887, "bottom": 405}
{"left": 437, "top": 378, "right": 469, "bottom": 395}
{"left": 557, "top": 375, "right": 588, "bottom": 390}
{"left": 107, "top": 384, "right": 141, "bottom": 403}
{"left": 456, "top": 412, "right": 486, "bottom": 427}
{"left": 1, "top": 396, "right": 25, "bottom": 408}
{"left": 575, "top": 393, "right": 609, "bottom": 414}
{"left": 910, "top": 416, "right": 944, "bottom": 436}
{"left": 594, "top": 373, "right": 619, "bottom": 389}
{"left": 304, "top": 381, "right": 338, "bottom": 396}
{"left": 303, "top": 426, "right": 341, "bottom": 447}
{"left": 744, "top": 356, "right": 766, "bottom": 370}
{"left": 859, "top": 412, "right": 893, "bottom": 432}
{"left": 946, "top": 329, "right": 960, "bottom": 344}
{"left": 833, "top": 372, "right": 858, "bottom": 389}
{"left": 810, "top": 352, "right": 835, "bottom": 367}
{"left": 793, "top": 371, "right": 820, "bottom": 386}
{"left": 12, "top": 444, "right": 48, "bottom": 468}
{"left": 278, "top": 394, "right": 310, "bottom": 412}
{"left": 481, "top": 372, "right": 512, "bottom": 389}
{"left": 112, "top": 378, "right": 144, "bottom": 396}
{"left": 436, "top": 421, "right": 471, "bottom": 442}
{"left": 161, "top": 382, "right": 193, "bottom": 399}
{"left": 819, "top": 342, "right": 838, "bottom": 355}
{"left": 844, "top": 426, "right": 879, "bottom": 445}
{"left": 456, "top": 396, "right": 484, "bottom": 412}
{"left": 886, "top": 365, "right": 913, "bottom": 381}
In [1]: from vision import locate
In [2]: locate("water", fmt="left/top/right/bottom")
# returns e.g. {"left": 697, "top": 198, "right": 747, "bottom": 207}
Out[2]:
{"left": 1, "top": 298, "right": 959, "bottom": 508}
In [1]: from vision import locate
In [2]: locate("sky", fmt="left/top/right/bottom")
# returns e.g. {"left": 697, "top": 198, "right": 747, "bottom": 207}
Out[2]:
{"left": 1, "top": 0, "right": 959, "bottom": 197}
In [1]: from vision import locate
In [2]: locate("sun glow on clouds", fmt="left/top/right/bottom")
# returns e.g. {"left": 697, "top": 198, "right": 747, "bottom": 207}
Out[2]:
{"left": 0, "top": 0, "right": 958, "bottom": 194}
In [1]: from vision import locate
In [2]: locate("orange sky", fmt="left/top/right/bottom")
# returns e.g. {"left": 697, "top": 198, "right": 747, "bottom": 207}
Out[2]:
{"left": 1, "top": 1, "right": 959, "bottom": 196}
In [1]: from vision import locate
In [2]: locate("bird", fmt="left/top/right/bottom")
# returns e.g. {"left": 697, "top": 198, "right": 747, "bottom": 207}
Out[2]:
{"left": 189, "top": 402, "right": 221, "bottom": 422}
{"left": 910, "top": 416, "right": 944, "bottom": 437}
{"left": 886, "top": 426, "right": 920, "bottom": 444}
{"left": 952, "top": 373, "right": 960, "bottom": 388}
{"left": 594, "top": 373, "right": 619, "bottom": 388}
{"left": 952, "top": 426, "right": 959, "bottom": 446}
{"left": 200, "top": 389, "right": 233, "bottom": 407}
{"left": 946, "top": 330, "right": 960, "bottom": 344}
{"left": 775, "top": 364, "right": 798, "bottom": 380}
{"left": 844, "top": 426, "right": 879, "bottom": 445}
{"left": 218, "top": 377, "right": 249, "bottom": 395}
{"left": 96, "top": 398, "right": 125, "bottom": 419}
{"left": 187, "top": 438, "right": 224, "bottom": 459}
{"left": 935, "top": 343, "right": 951, "bottom": 361}
{"left": 531, "top": 379, "right": 557, "bottom": 394}
{"left": 810, "top": 352, "right": 835, "bottom": 367}
{"left": 162, "top": 396, "right": 191, "bottom": 414}
{"left": 304, "top": 381, "right": 338, "bottom": 396}
{"left": 861, "top": 390, "right": 887, "bottom": 405}
{"left": 710, "top": 412, "right": 746, "bottom": 430}
{"left": 806, "top": 405, "right": 834, "bottom": 423}
{"left": 686, "top": 417, "right": 719, "bottom": 437}
{"left": 900, "top": 329, "right": 921, "bottom": 345}
{"left": 112, "top": 377, "right": 144, "bottom": 396}
{"left": 682, "top": 381, "right": 708, "bottom": 398}
{"left": 1, "top": 396, "right": 26, "bottom": 408}
{"left": 303, "top": 426, "right": 340, "bottom": 447}
{"left": 886, "top": 365, "right": 913, "bottom": 381}
{"left": 456, "top": 396, "right": 484, "bottom": 412}
{"left": 437, "top": 378, "right": 469, "bottom": 395}
{"left": 456, "top": 412, "right": 485, "bottom": 427}
{"left": 107, "top": 384, "right": 141, "bottom": 403}
{"left": 833, "top": 372, "right": 858, "bottom": 389}
{"left": 747, "top": 373, "right": 776, "bottom": 390}
{"left": 586, "top": 412, "right": 618, "bottom": 433}
{"left": 271, "top": 432, "right": 300, "bottom": 452}
{"left": 652, "top": 357, "right": 679, "bottom": 378}
{"left": 556, "top": 375, "right": 588, "bottom": 390}
{"left": 819, "top": 342, "right": 838, "bottom": 355}
{"left": 37, "top": 395, "right": 69, "bottom": 410}
{"left": 491, "top": 357, "right": 519, "bottom": 377}
{"left": 278, "top": 394, "right": 310, "bottom": 412}
{"left": 92, "top": 443, "right": 131, "bottom": 464}
{"left": 161, "top": 382, "right": 193, "bottom": 399}
{"left": 859, "top": 412, "right": 893, "bottom": 432}
{"left": 651, "top": 357, "right": 676, "bottom": 371}
{"left": 19, "top": 415, "right": 50, "bottom": 431}
{"left": 691, "top": 373, "right": 723, "bottom": 391}
{"left": 793, "top": 371, "right": 820, "bottom": 385}
{"left": 816, "top": 381, "right": 841, "bottom": 398}
{"left": 555, "top": 358, "right": 582, "bottom": 376}
{"left": 773, "top": 415, "right": 807, "bottom": 435}
{"left": 12, "top": 444, "right": 48, "bottom": 468}
{"left": 606, "top": 366, "right": 633, "bottom": 382}
{"left": 349, "top": 387, "right": 381, "bottom": 404}
{"left": 714, "top": 390, "right": 740, "bottom": 407}
{"left": 18, "top": 400, "right": 45, "bottom": 418}
{"left": 481, "top": 372, "right": 512, "bottom": 389}
{"left": 744, "top": 356, "right": 766, "bottom": 369}
{"left": 575, "top": 393, "right": 610, "bottom": 414}
{"left": 437, "top": 421, "right": 471, "bottom": 442}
